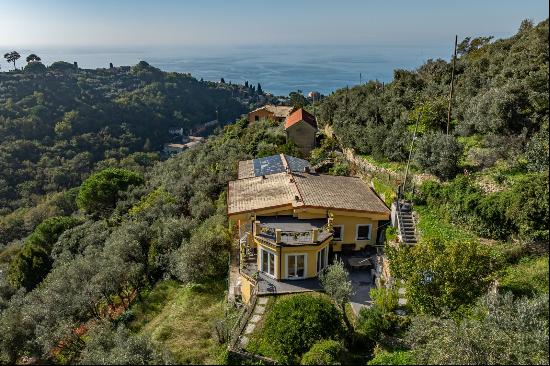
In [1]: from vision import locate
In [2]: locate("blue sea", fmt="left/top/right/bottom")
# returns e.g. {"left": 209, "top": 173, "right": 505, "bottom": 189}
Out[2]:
{"left": 17, "top": 44, "right": 451, "bottom": 96}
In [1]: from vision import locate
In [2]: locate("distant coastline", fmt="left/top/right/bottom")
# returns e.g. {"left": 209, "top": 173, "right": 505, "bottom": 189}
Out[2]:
{"left": 7, "top": 44, "right": 451, "bottom": 95}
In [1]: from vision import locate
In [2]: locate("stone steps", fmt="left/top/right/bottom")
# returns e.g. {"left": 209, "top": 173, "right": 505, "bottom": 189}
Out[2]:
{"left": 238, "top": 297, "right": 269, "bottom": 348}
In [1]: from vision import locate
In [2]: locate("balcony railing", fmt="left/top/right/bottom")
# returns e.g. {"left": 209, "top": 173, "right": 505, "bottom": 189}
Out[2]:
{"left": 254, "top": 222, "right": 332, "bottom": 245}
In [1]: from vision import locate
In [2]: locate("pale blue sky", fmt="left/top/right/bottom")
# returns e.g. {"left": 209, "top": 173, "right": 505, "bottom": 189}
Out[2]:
{"left": 0, "top": 0, "right": 548, "bottom": 47}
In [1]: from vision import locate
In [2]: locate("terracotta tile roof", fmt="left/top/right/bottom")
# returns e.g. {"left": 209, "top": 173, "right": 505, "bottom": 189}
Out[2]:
{"left": 285, "top": 108, "right": 318, "bottom": 130}
{"left": 250, "top": 105, "right": 294, "bottom": 118}
{"left": 227, "top": 172, "right": 301, "bottom": 215}
{"left": 228, "top": 159, "right": 390, "bottom": 216}
{"left": 238, "top": 159, "right": 255, "bottom": 179}
{"left": 292, "top": 173, "right": 390, "bottom": 214}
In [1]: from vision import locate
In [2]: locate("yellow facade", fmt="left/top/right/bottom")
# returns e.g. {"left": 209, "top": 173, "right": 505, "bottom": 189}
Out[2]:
{"left": 254, "top": 237, "right": 331, "bottom": 280}
{"left": 240, "top": 274, "right": 255, "bottom": 304}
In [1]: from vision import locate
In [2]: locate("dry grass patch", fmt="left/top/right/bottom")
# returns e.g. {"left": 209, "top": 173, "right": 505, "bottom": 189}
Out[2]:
{"left": 129, "top": 280, "right": 227, "bottom": 364}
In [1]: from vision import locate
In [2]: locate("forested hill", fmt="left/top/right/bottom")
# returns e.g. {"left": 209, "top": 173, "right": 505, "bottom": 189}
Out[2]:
{"left": 0, "top": 60, "right": 253, "bottom": 214}
{"left": 318, "top": 19, "right": 549, "bottom": 180}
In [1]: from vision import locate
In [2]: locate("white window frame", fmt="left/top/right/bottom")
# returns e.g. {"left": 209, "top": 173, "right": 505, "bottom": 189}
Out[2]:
{"left": 317, "top": 246, "right": 329, "bottom": 273}
{"left": 261, "top": 248, "right": 276, "bottom": 278}
{"left": 285, "top": 253, "right": 307, "bottom": 280}
{"left": 356, "top": 224, "right": 372, "bottom": 240}
{"left": 332, "top": 225, "right": 344, "bottom": 241}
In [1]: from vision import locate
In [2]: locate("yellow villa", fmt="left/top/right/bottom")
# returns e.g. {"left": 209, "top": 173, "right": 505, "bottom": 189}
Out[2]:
{"left": 227, "top": 154, "right": 390, "bottom": 303}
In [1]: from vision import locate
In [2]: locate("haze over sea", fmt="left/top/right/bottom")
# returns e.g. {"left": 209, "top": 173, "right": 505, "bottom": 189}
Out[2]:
{"left": 18, "top": 44, "right": 451, "bottom": 96}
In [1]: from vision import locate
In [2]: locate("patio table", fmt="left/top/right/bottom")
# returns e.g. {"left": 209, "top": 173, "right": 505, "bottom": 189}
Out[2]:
{"left": 347, "top": 257, "right": 371, "bottom": 269}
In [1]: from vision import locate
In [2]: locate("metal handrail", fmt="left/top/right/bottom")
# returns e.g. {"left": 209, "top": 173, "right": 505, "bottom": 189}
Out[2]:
{"left": 396, "top": 200, "right": 406, "bottom": 241}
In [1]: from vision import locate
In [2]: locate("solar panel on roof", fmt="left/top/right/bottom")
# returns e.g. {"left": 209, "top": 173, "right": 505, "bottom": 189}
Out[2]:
{"left": 251, "top": 154, "right": 312, "bottom": 177}
{"left": 253, "top": 155, "right": 285, "bottom": 176}
{"left": 284, "top": 155, "right": 310, "bottom": 173}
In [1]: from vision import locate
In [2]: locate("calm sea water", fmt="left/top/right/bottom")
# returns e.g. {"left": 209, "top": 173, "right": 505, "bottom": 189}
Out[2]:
{"left": 17, "top": 44, "right": 451, "bottom": 96}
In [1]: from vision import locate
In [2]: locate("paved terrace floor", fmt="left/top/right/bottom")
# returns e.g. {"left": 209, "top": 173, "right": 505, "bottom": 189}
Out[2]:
{"left": 257, "top": 272, "right": 322, "bottom": 295}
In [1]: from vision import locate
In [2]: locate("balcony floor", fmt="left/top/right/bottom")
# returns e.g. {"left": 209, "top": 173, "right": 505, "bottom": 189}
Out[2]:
{"left": 257, "top": 216, "right": 326, "bottom": 231}
{"left": 256, "top": 216, "right": 332, "bottom": 245}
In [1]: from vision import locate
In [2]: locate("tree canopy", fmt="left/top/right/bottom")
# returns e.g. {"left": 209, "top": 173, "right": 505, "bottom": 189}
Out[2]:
{"left": 76, "top": 168, "right": 144, "bottom": 215}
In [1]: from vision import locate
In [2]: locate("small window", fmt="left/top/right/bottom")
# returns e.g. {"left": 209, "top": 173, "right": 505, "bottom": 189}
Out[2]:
{"left": 356, "top": 225, "right": 371, "bottom": 240}
{"left": 332, "top": 225, "right": 343, "bottom": 241}
{"left": 254, "top": 115, "right": 259, "bottom": 121}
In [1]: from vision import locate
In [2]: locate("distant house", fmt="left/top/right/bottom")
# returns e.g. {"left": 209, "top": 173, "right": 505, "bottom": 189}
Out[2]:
{"left": 227, "top": 154, "right": 390, "bottom": 304}
{"left": 285, "top": 108, "right": 318, "bottom": 155}
{"left": 248, "top": 105, "right": 294, "bottom": 123}
{"left": 168, "top": 127, "right": 184, "bottom": 136}
{"left": 163, "top": 138, "right": 204, "bottom": 155}
{"left": 163, "top": 143, "right": 187, "bottom": 155}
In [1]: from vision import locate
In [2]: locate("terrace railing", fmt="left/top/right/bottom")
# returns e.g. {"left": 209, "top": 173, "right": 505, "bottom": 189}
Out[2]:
{"left": 255, "top": 223, "right": 332, "bottom": 245}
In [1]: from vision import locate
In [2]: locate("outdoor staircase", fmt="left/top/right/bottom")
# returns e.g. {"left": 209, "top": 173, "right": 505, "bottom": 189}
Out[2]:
{"left": 397, "top": 202, "right": 418, "bottom": 245}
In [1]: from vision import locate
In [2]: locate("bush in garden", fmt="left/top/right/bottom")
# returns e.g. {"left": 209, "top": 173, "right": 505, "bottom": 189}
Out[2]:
{"left": 300, "top": 339, "right": 345, "bottom": 365}
{"left": 356, "top": 306, "right": 391, "bottom": 341}
{"left": 263, "top": 294, "right": 343, "bottom": 362}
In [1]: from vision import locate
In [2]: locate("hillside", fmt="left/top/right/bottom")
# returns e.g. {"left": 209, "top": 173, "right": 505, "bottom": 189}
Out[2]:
{"left": 316, "top": 19, "right": 548, "bottom": 244}
{"left": 318, "top": 19, "right": 548, "bottom": 182}
{"left": 0, "top": 61, "right": 279, "bottom": 247}
{"left": 0, "top": 19, "right": 548, "bottom": 365}
{"left": 0, "top": 118, "right": 294, "bottom": 364}
{"left": 307, "top": 19, "right": 549, "bottom": 365}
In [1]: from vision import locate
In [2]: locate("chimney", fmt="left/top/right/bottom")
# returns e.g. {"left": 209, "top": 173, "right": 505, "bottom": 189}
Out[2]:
{"left": 304, "top": 166, "right": 310, "bottom": 173}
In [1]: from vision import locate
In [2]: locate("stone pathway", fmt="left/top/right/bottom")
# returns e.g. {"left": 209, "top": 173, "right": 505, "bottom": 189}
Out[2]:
{"left": 239, "top": 296, "right": 269, "bottom": 348}
{"left": 396, "top": 281, "right": 408, "bottom": 316}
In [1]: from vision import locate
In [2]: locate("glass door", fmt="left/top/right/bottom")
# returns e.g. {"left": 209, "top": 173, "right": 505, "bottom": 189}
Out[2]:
{"left": 287, "top": 254, "right": 306, "bottom": 279}
{"left": 317, "top": 246, "right": 329, "bottom": 273}
{"left": 261, "top": 249, "right": 275, "bottom": 277}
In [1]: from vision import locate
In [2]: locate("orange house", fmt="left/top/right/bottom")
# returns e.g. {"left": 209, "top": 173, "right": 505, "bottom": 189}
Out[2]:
{"left": 285, "top": 108, "right": 318, "bottom": 155}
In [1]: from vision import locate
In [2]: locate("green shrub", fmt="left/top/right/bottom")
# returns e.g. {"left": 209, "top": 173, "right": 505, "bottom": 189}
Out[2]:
{"left": 499, "top": 256, "right": 549, "bottom": 296}
{"left": 328, "top": 162, "right": 350, "bottom": 176}
{"left": 356, "top": 307, "right": 391, "bottom": 341}
{"left": 416, "top": 172, "right": 549, "bottom": 241}
{"left": 263, "top": 294, "right": 343, "bottom": 362}
{"left": 386, "top": 238, "right": 499, "bottom": 315}
{"left": 370, "top": 288, "right": 399, "bottom": 313}
{"left": 301, "top": 340, "right": 344, "bottom": 365}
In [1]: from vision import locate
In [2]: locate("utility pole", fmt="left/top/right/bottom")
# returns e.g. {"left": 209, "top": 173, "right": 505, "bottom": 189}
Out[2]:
{"left": 312, "top": 92, "right": 316, "bottom": 118}
{"left": 401, "top": 113, "right": 421, "bottom": 200}
{"left": 447, "top": 35, "right": 458, "bottom": 135}
{"left": 359, "top": 73, "right": 362, "bottom": 85}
